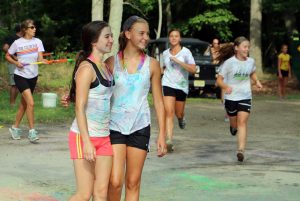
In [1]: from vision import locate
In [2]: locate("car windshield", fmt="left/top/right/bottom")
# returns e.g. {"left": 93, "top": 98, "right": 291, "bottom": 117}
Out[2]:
{"left": 182, "top": 43, "right": 211, "bottom": 59}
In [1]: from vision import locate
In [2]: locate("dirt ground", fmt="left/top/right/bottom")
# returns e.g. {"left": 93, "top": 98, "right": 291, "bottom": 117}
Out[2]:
{"left": 0, "top": 91, "right": 300, "bottom": 201}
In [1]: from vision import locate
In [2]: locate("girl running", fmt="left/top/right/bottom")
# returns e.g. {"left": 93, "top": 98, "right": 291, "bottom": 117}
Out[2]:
{"left": 216, "top": 36, "right": 262, "bottom": 162}
{"left": 161, "top": 29, "right": 196, "bottom": 152}
{"left": 5, "top": 19, "right": 46, "bottom": 142}
{"left": 277, "top": 44, "right": 291, "bottom": 99}
{"left": 68, "top": 21, "right": 114, "bottom": 201}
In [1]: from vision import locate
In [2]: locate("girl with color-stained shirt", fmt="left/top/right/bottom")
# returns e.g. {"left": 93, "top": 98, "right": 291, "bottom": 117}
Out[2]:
{"left": 161, "top": 29, "right": 196, "bottom": 152}
{"left": 216, "top": 36, "right": 262, "bottom": 162}
{"left": 277, "top": 44, "right": 292, "bottom": 99}
{"left": 5, "top": 19, "right": 46, "bottom": 142}
{"left": 105, "top": 16, "right": 167, "bottom": 201}
{"left": 68, "top": 21, "right": 114, "bottom": 201}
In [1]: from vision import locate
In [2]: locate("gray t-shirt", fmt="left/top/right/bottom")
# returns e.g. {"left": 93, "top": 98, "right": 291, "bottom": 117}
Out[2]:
{"left": 219, "top": 56, "right": 256, "bottom": 101}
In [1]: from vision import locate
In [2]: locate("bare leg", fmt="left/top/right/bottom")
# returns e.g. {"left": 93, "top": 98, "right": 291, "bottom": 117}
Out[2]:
{"left": 108, "top": 144, "right": 126, "bottom": 201}
{"left": 278, "top": 77, "right": 284, "bottom": 98}
{"left": 124, "top": 147, "right": 147, "bottom": 201}
{"left": 163, "top": 96, "right": 176, "bottom": 141}
{"left": 175, "top": 100, "right": 185, "bottom": 119}
{"left": 236, "top": 112, "right": 250, "bottom": 151}
{"left": 21, "top": 89, "right": 35, "bottom": 129}
{"left": 69, "top": 160, "right": 94, "bottom": 201}
{"left": 93, "top": 156, "right": 112, "bottom": 201}
{"left": 10, "top": 85, "right": 18, "bottom": 106}
{"left": 282, "top": 77, "right": 288, "bottom": 98}
{"left": 13, "top": 96, "right": 27, "bottom": 128}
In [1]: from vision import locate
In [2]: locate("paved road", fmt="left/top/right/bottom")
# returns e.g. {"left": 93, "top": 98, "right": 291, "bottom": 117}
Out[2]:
{"left": 0, "top": 98, "right": 299, "bottom": 201}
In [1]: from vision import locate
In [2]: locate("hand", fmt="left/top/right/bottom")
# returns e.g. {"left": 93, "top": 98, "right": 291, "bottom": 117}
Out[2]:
{"left": 156, "top": 136, "right": 167, "bottom": 157}
{"left": 256, "top": 80, "right": 263, "bottom": 90}
{"left": 278, "top": 74, "right": 283, "bottom": 79}
{"left": 16, "top": 62, "right": 24, "bottom": 68}
{"left": 83, "top": 140, "right": 96, "bottom": 162}
{"left": 170, "top": 56, "right": 179, "bottom": 64}
{"left": 225, "top": 86, "right": 232, "bottom": 94}
{"left": 61, "top": 94, "right": 70, "bottom": 107}
{"left": 42, "top": 59, "right": 50, "bottom": 64}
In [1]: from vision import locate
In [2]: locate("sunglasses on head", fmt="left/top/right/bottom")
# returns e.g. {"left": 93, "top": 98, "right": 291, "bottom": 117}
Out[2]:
{"left": 27, "top": 25, "right": 36, "bottom": 29}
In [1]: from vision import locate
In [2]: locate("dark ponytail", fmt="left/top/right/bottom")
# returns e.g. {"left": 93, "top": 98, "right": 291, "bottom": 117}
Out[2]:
{"left": 69, "top": 21, "right": 109, "bottom": 102}
{"left": 118, "top": 31, "right": 127, "bottom": 52}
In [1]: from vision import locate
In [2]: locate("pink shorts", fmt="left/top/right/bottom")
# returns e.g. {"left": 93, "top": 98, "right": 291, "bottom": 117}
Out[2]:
{"left": 68, "top": 131, "right": 113, "bottom": 159}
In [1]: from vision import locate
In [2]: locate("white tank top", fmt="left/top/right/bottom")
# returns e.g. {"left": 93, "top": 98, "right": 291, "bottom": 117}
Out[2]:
{"left": 109, "top": 54, "right": 151, "bottom": 135}
{"left": 70, "top": 60, "right": 114, "bottom": 137}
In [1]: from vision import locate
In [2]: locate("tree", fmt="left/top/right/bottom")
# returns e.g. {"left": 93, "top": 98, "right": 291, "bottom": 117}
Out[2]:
{"left": 156, "top": 0, "right": 162, "bottom": 39}
{"left": 92, "top": 0, "right": 104, "bottom": 21}
{"left": 109, "top": 0, "right": 123, "bottom": 54}
{"left": 250, "top": 0, "right": 263, "bottom": 76}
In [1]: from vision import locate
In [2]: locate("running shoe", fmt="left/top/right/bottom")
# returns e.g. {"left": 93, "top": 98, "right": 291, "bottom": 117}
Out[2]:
{"left": 178, "top": 117, "right": 186, "bottom": 129}
{"left": 9, "top": 126, "right": 21, "bottom": 140}
{"left": 230, "top": 126, "right": 238, "bottom": 136}
{"left": 28, "top": 129, "right": 39, "bottom": 142}
{"left": 237, "top": 150, "right": 244, "bottom": 162}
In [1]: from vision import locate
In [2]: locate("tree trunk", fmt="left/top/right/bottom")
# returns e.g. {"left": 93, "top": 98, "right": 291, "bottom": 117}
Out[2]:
{"left": 92, "top": 0, "right": 104, "bottom": 21}
{"left": 166, "top": 0, "right": 172, "bottom": 33}
{"left": 109, "top": 0, "right": 123, "bottom": 55}
{"left": 250, "top": 0, "right": 263, "bottom": 76}
{"left": 156, "top": 0, "right": 162, "bottom": 39}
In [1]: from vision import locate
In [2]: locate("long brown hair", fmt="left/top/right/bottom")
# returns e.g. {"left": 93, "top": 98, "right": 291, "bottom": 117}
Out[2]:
{"left": 69, "top": 21, "right": 110, "bottom": 102}
{"left": 118, "top": 16, "right": 148, "bottom": 51}
{"left": 20, "top": 19, "right": 34, "bottom": 35}
{"left": 216, "top": 36, "right": 249, "bottom": 64}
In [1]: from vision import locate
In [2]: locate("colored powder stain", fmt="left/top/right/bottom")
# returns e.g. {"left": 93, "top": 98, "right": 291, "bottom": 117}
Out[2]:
{"left": 179, "top": 173, "right": 237, "bottom": 191}
{"left": 0, "top": 188, "right": 58, "bottom": 201}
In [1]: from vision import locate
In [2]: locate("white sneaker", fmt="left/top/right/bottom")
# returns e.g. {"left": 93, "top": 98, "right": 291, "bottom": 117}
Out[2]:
{"left": 28, "top": 129, "right": 39, "bottom": 142}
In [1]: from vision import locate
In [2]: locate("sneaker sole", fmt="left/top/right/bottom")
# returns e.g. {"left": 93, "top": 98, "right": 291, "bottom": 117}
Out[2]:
{"left": 9, "top": 128, "right": 21, "bottom": 140}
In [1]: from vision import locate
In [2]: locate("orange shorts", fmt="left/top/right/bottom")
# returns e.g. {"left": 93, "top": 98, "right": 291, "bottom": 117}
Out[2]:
{"left": 68, "top": 131, "right": 113, "bottom": 159}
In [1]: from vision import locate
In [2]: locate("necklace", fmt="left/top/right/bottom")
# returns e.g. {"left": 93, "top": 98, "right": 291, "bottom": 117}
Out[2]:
{"left": 118, "top": 51, "right": 146, "bottom": 73}
{"left": 88, "top": 55, "right": 113, "bottom": 82}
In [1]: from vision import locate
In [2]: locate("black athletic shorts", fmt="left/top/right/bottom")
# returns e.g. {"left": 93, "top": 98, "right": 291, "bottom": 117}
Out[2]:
{"left": 277, "top": 70, "right": 289, "bottom": 77}
{"left": 163, "top": 86, "right": 187, "bottom": 101}
{"left": 110, "top": 125, "right": 150, "bottom": 151}
{"left": 14, "top": 74, "right": 38, "bottom": 93}
{"left": 224, "top": 99, "right": 251, "bottom": 117}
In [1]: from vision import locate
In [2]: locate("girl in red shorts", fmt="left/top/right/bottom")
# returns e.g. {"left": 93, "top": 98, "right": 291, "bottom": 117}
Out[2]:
{"left": 68, "top": 21, "right": 114, "bottom": 201}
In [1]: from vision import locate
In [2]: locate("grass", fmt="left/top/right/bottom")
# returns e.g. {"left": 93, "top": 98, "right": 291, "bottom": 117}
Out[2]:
{"left": 0, "top": 60, "right": 75, "bottom": 124}
{"left": 0, "top": 90, "right": 75, "bottom": 124}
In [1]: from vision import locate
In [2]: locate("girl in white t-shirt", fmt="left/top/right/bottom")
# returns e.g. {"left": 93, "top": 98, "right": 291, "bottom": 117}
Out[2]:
{"left": 161, "top": 29, "right": 196, "bottom": 152}
{"left": 5, "top": 19, "right": 47, "bottom": 143}
{"left": 216, "top": 36, "right": 262, "bottom": 162}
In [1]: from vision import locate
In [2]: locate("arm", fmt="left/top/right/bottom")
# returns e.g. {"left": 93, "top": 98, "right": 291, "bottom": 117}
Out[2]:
{"left": 216, "top": 75, "right": 232, "bottom": 94}
{"left": 150, "top": 57, "right": 167, "bottom": 157}
{"left": 75, "top": 63, "right": 96, "bottom": 161}
{"left": 278, "top": 57, "right": 282, "bottom": 78}
{"left": 5, "top": 52, "right": 23, "bottom": 68}
{"left": 250, "top": 72, "right": 262, "bottom": 89}
{"left": 170, "top": 57, "right": 196, "bottom": 74}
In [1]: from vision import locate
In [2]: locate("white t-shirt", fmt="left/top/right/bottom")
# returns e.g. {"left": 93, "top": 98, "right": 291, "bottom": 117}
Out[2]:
{"left": 8, "top": 37, "right": 44, "bottom": 79}
{"left": 219, "top": 56, "right": 256, "bottom": 101}
{"left": 162, "top": 47, "right": 195, "bottom": 94}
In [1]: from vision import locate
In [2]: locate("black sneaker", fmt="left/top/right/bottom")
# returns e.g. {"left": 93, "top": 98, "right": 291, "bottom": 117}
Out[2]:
{"left": 237, "top": 150, "right": 244, "bottom": 162}
{"left": 230, "top": 126, "right": 237, "bottom": 136}
{"left": 178, "top": 118, "right": 186, "bottom": 129}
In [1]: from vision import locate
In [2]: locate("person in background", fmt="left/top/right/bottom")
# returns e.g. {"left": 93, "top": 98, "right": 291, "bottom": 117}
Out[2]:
{"left": 277, "top": 44, "right": 292, "bottom": 99}
{"left": 2, "top": 24, "right": 22, "bottom": 106}
{"left": 5, "top": 19, "right": 46, "bottom": 142}
{"left": 216, "top": 36, "right": 262, "bottom": 162}
{"left": 161, "top": 28, "right": 196, "bottom": 152}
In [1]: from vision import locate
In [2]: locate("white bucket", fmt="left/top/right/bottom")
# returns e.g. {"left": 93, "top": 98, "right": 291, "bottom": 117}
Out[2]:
{"left": 42, "top": 93, "right": 57, "bottom": 108}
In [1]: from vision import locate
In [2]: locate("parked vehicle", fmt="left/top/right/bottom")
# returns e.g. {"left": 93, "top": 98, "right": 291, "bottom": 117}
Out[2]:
{"left": 147, "top": 37, "right": 221, "bottom": 98}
